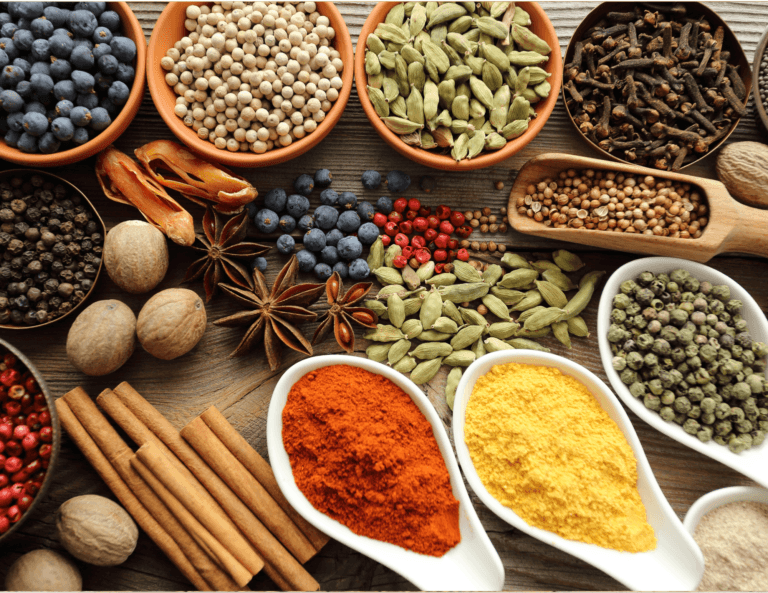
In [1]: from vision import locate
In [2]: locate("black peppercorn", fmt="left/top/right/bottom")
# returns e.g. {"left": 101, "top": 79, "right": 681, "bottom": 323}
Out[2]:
{"left": 85, "top": 221, "right": 99, "bottom": 235}
{"left": 60, "top": 221, "right": 74, "bottom": 234}
{"left": 9, "top": 310, "right": 22, "bottom": 324}
{"left": 24, "top": 227, "right": 40, "bottom": 242}
{"left": 13, "top": 222, "right": 29, "bottom": 236}
{"left": 52, "top": 243, "right": 66, "bottom": 258}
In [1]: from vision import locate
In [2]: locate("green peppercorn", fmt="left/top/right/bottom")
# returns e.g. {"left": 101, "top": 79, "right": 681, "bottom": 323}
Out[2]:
{"left": 660, "top": 406, "right": 676, "bottom": 422}
{"left": 674, "top": 396, "right": 692, "bottom": 414}
{"left": 697, "top": 426, "right": 714, "bottom": 442}
{"left": 637, "top": 334, "right": 654, "bottom": 351}
{"left": 683, "top": 418, "right": 700, "bottom": 434}
{"left": 620, "top": 368, "right": 638, "bottom": 385}
{"left": 644, "top": 394, "right": 661, "bottom": 411}
{"left": 711, "top": 284, "right": 730, "bottom": 302}
{"left": 728, "top": 433, "right": 752, "bottom": 453}
{"left": 752, "top": 430, "right": 766, "bottom": 447}
{"left": 613, "top": 293, "right": 632, "bottom": 309}
{"left": 715, "top": 419, "right": 732, "bottom": 435}
{"left": 610, "top": 308, "right": 627, "bottom": 324}
{"left": 612, "top": 356, "right": 627, "bottom": 371}
{"left": 701, "top": 413, "right": 716, "bottom": 425}
{"left": 670, "top": 269, "right": 690, "bottom": 284}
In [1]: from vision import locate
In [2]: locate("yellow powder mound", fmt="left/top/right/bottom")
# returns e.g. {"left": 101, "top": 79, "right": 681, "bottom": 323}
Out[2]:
{"left": 464, "top": 362, "right": 656, "bottom": 553}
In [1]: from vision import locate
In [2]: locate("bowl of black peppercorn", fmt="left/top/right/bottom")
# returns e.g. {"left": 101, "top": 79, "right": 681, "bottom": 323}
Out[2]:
{"left": 0, "top": 170, "right": 105, "bottom": 329}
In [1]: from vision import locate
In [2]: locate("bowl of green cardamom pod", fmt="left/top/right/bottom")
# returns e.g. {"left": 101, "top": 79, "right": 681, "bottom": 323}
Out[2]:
{"left": 355, "top": 2, "right": 562, "bottom": 171}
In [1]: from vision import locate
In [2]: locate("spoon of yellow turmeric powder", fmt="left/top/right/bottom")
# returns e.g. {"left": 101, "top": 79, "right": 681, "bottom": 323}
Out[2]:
{"left": 453, "top": 350, "right": 705, "bottom": 592}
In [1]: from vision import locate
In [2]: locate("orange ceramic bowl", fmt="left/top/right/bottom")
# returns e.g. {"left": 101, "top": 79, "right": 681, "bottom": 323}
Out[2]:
{"left": 0, "top": 2, "right": 146, "bottom": 168}
{"left": 355, "top": 2, "right": 562, "bottom": 171}
{"left": 147, "top": 2, "right": 353, "bottom": 168}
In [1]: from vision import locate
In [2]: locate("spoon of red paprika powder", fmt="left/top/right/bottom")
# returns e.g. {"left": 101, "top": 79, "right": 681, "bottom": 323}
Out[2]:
{"left": 267, "top": 355, "right": 505, "bottom": 592}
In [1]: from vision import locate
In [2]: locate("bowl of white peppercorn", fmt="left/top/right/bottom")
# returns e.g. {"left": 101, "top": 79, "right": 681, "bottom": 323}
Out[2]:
{"left": 147, "top": 1, "right": 353, "bottom": 168}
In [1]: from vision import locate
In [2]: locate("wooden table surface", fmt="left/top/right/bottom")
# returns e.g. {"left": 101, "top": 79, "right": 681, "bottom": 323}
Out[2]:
{"left": 2, "top": 2, "right": 768, "bottom": 591}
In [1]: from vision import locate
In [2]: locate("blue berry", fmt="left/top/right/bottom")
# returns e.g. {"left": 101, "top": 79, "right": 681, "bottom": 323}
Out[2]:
{"left": 12, "top": 57, "right": 30, "bottom": 76}
{"left": 49, "top": 35, "right": 74, "bottom": 58}
{"left": 70, "top": 44, "right": 94, "bottom": 70}
{"left": 358, "top": 222, "right": 379, "bottom": 245}
{"left": 349, "top": 259, "right": 371, "bottom": 280}
{"left": 107, "top": 80, "right": 129, "bottom": 105}
{"left": 51, "top": 116, "right": 74, "bottom": 141}
{"left": 0, "top": 64, "right": 24, "bottom": 87}
{"left": 0, "top": 15, "right": 9, "bottom": 27}
{"left": 0, "top": 49, "right": 8, "bottom": 70}
{"left": 13, "top": 79, "right": 30, "bottom": 99}
{"left": 336, "top": 210, "right": 361, "bottom": 234}
{"left": 72, "top": 126, "right": 89, "bottom": 145}
{"left": 0, "top": 38, "right": 17, "bottom": 61}
{"left": 296, "top": 249, "right": 316, "bottom": 272}
{"left": 319, "top": 188, "right": 338, "bottom": 206}
{"left": 92, "top": 26, "right": 112, "bottom": 44}
{"left": 94, "top": 72, "right": 112, "bottom": 92}
{"left": 278, "top": 214, "right": 296, "bottom": 233}
{"left": 15, "top": 3, "right": 45, "bottom": 20}
{"left": 30, "top": 72, "right": 53, "bottom": 97}
{"left": 44, "top": 6, "right": 69, "bottom": 28}
{"left": 357, "top": 201, "right": 375, "bottom": 222}
{"left": 387, "top": 170, "right": 411, "bottom": 193}
{"left": 276, "top": 234, "right": 295, "bottom": 255}
{"left": 263, "top": 188, "right": 287, "bottom": 212}
{"left": 24, "top": 101, "right": 45, "bottom": 115}
{"left": 16, "top": 131, "right": 37, "bottom": 152}
{"left": 0, "top": 89, "right": 22, "bottom": 112}
{"left": 338, "top": 191, "right": 357, "bottom": 210}
{"left": 314, "top": 263, "right": 332, "bottom": 281}
{"left": 92, "top": 42, "right": 111, "bottom": 60}
{"left": 245, "top": 202, "right": 259, "bottom": 218}
{"left": 0, "top": 24, "right": 16, "bottom": 39}
{"left": 361, "top": 170, "right": 381, "bottom": 189}
{"left": 303, "top": 228, "right": 326, "bottom": 252}
{"left": 250, "top": 256, "right": 267, "bottom": 273}
{"left": 320, "top": 246, "right": 339, "bottom": 266}
{"left": 297, "top": 214, "right": 314, "bottom": 232}
{"left": 38, "top": 131, "right": 59, "bottom": 154}
{"left": 313, "top": 205, "right": 338, "bottom": 230}
{"left": 29, "top": 61, "right": 49, "bottom": 77}
{"left": 98, "top": 10, "right": 120, "bottom": 32}
{"left": 50, "top": 58, "right": 72, "bottom": 81}
{"left": 88, "top": 106, "right": 110, "bottom": 131}
{"left": 325, "top": 228, "right": 343, "bottom": 247}
{"left": 375, "top": 196, "right": 393, "bottom": 214}
{"left": 332, "top": 262, "right": 348, "bottom": 279}
{"left": 314, "top": 168, "right": 332, "bottom": 188}
{"left": 29, "top": 38, "right": 49, "bottom": 62}
{"left": 77, "top": 92, "right": 99, "bottom": 109}
{"left": 286, "top": 194, "right": 309, "bottom": 218}
{"left": 69, "top": 105, "right": 91, "bottom": 126}
{"left": 69, "top": 10, "right": 98, "bottom": 38}
{"left": 337, "top": 236, "right": 363, "bottom": 261}
{"left": 6, "top": 111, "right": 23, "bottom": 131}
{"left": 30, "top": 17, "right": 53, "bottom": 39}
{"left": 11, "top": 29, "right": 32, "bottom": 53}
{"left": 71, "top": 70, "right": 94, "bottom": 94}
{"left": 254, "top": 208, "right": 279, "bottom": 233}
{"left": 52, "top": 28, "right": 72, "bottom": 39}
{"left": 74, "top": 3, "right": 107, "bottom": 17}
{"left": 114, "top": 63, "right": 133, "bottom": 85}
{"left": 293, "top": 173, "right": 313, "bottom": 196}
{"left": 22, "top": 111, "right": 47, "bottom": 136}
{"left": 55, "top": 99, "right": 74, "bottom": 118}
{"left": 110, "top": 36, "right": 136, "bottom": 63}
{"left": 3, "top": 129, "right": 20, "bottom": 147}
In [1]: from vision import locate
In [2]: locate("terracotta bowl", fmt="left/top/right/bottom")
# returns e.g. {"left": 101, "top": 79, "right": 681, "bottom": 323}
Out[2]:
{"left": 354, "top": 2, "right": 562, "bottom": 171}
{"left": 0, "top": 338, "right": 60, "bottom": 546}
{"left": 147, "top": 2, "right": 353, "bottom": 168}
{"left": 0, "top": 169, "right": 105, "bottom": 330}
{"left": 751, "top": 25, "right": 768, "bottom": 134}
{"left": 0, "top": 2, "right": 146, "bottom": 168}
{"left": 563, "top": 2, "right": 751, "bottom": 170}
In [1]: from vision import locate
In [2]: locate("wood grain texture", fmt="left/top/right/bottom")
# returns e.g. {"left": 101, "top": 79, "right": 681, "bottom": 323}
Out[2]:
{"left": 0, "top": 2, "right": 767, "bottom": 591}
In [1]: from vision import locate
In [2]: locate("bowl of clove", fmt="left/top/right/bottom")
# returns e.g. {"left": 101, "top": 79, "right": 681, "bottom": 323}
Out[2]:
{"left": 562, "top": 2, "right": 751, "bottom": 172}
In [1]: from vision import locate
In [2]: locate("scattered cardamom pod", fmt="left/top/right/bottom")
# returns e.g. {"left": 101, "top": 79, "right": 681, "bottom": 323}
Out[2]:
{"left": 393, "top": 355, "right": 418, "bottom": 373}
{"left": 387, "top": 338, "right": 412, "bottom": 365}
{"left": 484, "top": 337, "right": 515, "bottom": 352}
{"left": 364, "top": 324, "right": 406, "bottom": 342}
{"left": 410, "top": 357, "right": 445, "bottom": 384}
{"left": 445, "top": 367, "right": 463, "bottom": 410}
{"left": 366, "top": 342, "right": 393, "bottom": 362}
{"left": 401, "top": 318, "right": 424, "bottom": 340}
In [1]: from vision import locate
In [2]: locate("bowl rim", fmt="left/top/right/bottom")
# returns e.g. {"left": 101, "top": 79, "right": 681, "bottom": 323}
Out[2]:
{"left": 751, "top": 25, "right": 768, "bottom": 134}
{"left": 266, "top": 354, "right": 505, "bottom": 592}
{"left": 0, "top": 338, "right": 60, "bottom": 546}
{"left": 682, "top": 485, "right": 768, "bottom": 535}
{"left": 561, "top": 1, "right": 751, "bottom": 171}
{"left": 597, "top": 256, "right": 768, "bottom": 489}
{"left": 0, "top": 1, "right": 147, "bottom": 168}
{"left": 452, "top": 349, "right": 704, "bottom": 592}
{"left": 354, "top": 1, "right": 563, "bottom": 171}
{"left": 0, "top": 169, "right": 105, "bottom": 330}
{"left": 146, "top": 1, "right": 354, "bottom": 168}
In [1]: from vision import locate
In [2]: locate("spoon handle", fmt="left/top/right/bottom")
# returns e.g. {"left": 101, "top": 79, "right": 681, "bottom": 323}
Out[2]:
{"left": 718, "top": 199, "right": 768, "bottom": 258}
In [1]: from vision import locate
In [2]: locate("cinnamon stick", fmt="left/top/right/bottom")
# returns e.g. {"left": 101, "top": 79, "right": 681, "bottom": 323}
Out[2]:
{"left": 56, "top": 394, "right": 210, "bottom": 592}
{"left": 199, "top": 406, "right": 329, "bottom": 552}
{"left": 130, "top": 455, "right": 254, "bottom": 589}
{"left": 135, "top": 442, "right": 264, "bottom": 586}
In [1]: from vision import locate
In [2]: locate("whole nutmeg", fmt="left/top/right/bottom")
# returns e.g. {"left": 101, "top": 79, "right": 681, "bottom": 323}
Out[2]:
{"left": 136, "top": 288, "right": 206, "bottom": 360}
{"left": 103, "top": 221, "right": 169, "bottom": 294}
{"left": 66, "top": 300, "right": 136, "bottom": 376}
{"left": 5, "top": 549, "right": 82, "bottom": 592}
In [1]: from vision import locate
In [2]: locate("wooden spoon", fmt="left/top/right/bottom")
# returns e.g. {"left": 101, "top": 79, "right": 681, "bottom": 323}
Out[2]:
{"left": 507, "top": 153, "right": 768, "bottom": 262}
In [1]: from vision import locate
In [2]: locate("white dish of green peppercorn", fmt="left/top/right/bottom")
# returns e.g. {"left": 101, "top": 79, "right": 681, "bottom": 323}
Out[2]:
{"left": 598, "top": 257, "right": 768, "bottom": 488}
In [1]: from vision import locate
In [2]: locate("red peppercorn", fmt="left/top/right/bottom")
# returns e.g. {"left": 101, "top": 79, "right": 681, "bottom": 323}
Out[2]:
{"left": 24, "top": 377, "right": 37, "bottom": 394}
{"left": 439, "top": 220, "right": 455, "bottom": 235}
{"left": 435, "top": 205, "right": 452, "bottom": 219}
{"left": 21, "top": 433, "right": 38, "bottom": 452}
{"left": 424, "top": 228, "right": 438, "bottom": 242}
{"left": 393, "top": 198, "right": 408, "bottom": 213}
{"left": 25, "top": 414, "right": 39, "bottom": 430}
{"left": 433, "top": 249, "right": 448, "bottom": 262}
{"left": 0, "top": 516, "right": 10, "bottom": 534}
{"left": 387, "top": 211, "right": 403, "bottom": 224}
{"left": 37, "top": 410, "right": 50, "bottom": 427}
{"left": 447, "top": 249, "right": 457, "bottom": 261}
{"left": 448, "top": 239, "right": 458, "bottom": 250}
{"left": 418, "top": 206, "right": 431, "bottom": 217}
{"left": 381, "top": 234, "right": 391, "bottom": 247}
{"left": 426, "top": 215, "right": 440, "bottom": 229}
{"left": 435, "top": 263, "right": 445, "bottom": 274}
{"left": 415, "top": 249, "right": 431, "bottom": 264}
{"left": 372, "top": 212, "right": 387, "bottom": 227}
{"left": 17, "top": 494, "right": 32, "bottom": 512}
{"left": 434, "top": 233, "right": 450, "bottom": 249}
{"left": 394, "top": 233, "right": 409, "bottom": 248}
{"left": 412, "top": 217, "right": 428, "bottom": 233}
{"left": 0, "top": 369, "right": 20, "bottom": 388}
{"left": 0, "top": 423, "right": 11, "bottom": 442}
{"left": 4, "top": 457, "right": 21, "bottom": 474}
{"left": 7, "top": 386, "right": 24, "bottom": 401}
{"left": 7, "top": 505, "right": 20, "bottom": 523}
{"left": 22, "top": 479, "right": 37, "bottom": 496}
{"left": 450, "top": 211, "right": 466, "bottom": 227}
{"left": 4, "top": 441, "right": 20, "bottom": 457}
{"left": 0, "top": 487, "right": 12, "bottom": 507}
{"left": 392, "top": 255, "right": 408, "bottom": 269}
{"left": 384, "top": 221, "right": 399, "bottom": 237}
{"left": 407, "top": 198, "right": 421, "bottom": 212}
{"left": 401, "top": 246, "right": 414, "bottom": 259}
{"left": 455, "top": 224, "right": 473, "bottom": 238}
{"left": 4, "top": 402, "right": 20, "bottom": 417}
{"left": 38, "top": 444, "right": 52, "bottom": 460}
{"left": 410, "top": 235, "right": 426, "bottom": 249}
{"left": 12, "top": 415, "right": 25, "bottom": 426}
{"left": 3, "top": 354, "right": 16, "bottom": 368}
{"left": 12, "top": 425, "right": 29, "bottom": 441}
{"left": 398, "top": 220, "right": 413, "bottom": 234}
{"left": 33, "top": 394, "right": 46, "bottom": 412}
{"left": 39, "top": 426, "right": 52, "bottom": 444}
{"left": 0, "top": 475, "right": 7, "bottom": 489}
{"left": 404, "top": 209, "right": 418, "bottom": 221}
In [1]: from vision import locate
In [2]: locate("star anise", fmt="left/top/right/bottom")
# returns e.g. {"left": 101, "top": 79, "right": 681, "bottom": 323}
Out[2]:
{"left": 213, "top": 255, "right": 325, "bottom": 371}
{"left": 183, "top": 206, "right": 270, "bottom": 302}
{"left": 312, "top": 272, "right": 379, "bottom": 353}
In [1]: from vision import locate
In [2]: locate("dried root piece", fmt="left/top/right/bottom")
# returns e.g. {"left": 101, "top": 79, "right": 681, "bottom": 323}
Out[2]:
{"left": 135, "top": 140, "right": 258, "bottom": 214}
{"left": 96, "top": 146, "right": 195, "bottom": 246}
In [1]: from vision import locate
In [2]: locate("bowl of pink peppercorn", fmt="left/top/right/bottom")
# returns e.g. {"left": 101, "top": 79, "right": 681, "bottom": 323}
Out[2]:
{"left": 0, "top": 338, "right": 59, "bottom": 542}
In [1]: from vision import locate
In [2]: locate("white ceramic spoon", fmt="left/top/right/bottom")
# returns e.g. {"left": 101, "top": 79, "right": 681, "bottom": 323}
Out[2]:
{"left": 266, "top": 354, "right": 505, "bottom": 592}
{"left": 598, "top": 257, "right": 768, "bottom": 489}
{"left": 453, "top": 350, "right": 705, "bottom": 591}
{"left": 683, "top": 485, "right": 768, "bottom": 534}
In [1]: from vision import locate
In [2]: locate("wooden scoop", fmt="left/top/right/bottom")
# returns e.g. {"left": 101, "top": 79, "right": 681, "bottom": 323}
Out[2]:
{"left": 508, "top": 153, "right": 768, "bottom": 262}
